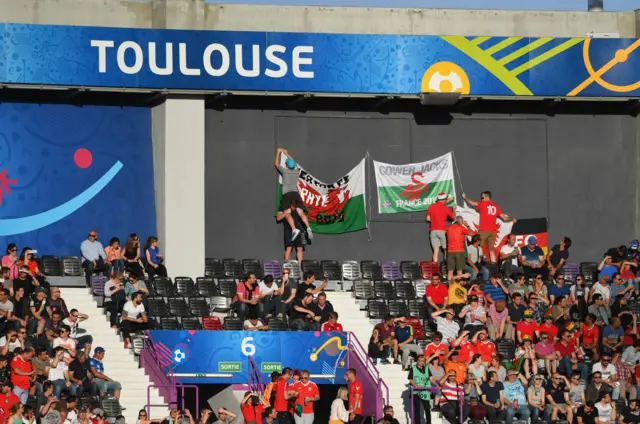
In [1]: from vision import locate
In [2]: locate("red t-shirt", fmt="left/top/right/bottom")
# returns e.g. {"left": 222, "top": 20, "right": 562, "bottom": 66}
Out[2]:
{"left": 516, "top": 321, "right": 538, "bottom": 341}
{"left": 582, "top": 323, "right": 600, "bottom": 345}
{"left": 0, "top": 393, "right": 18, "bottom": 415}
{"left": 446, "top": 224, "right": 472, "bottom": 253}
{"left": 625, "top": 327, "right": 637, "bottom": 346}
{"left": 10, "top": 355, "right": 31, "bottom": 390}
{"left": 424, "top": 342, "right": 449, "bottom": 363}
{"left": 292, "top": 381, "right": 320, "bottom": 414}
{"left": 232, "top": 282, "right": 260, "bottom": 303}
{"left": 374, "top": 323, "right": 395, "bottom": 340}
{"left": 554, "top": 340, "right": 576, "bottom": 357}
{"left": 537, "top": 323, "right": 558, "bottom": 341}
{"left": 473, "top": 340, "right": 496, "bottom": 362}
{"left": 425, "top": 283, "right": 448, "bottom": 305}
{"left": 241, "top": 404, "right": 264, "bottom": 424}
{"left": 458, "top": 341, "right": 476, "bottom": 363}
{"left": 477, "top": 200, "right": 502, "bottom": 232}
{"left": 321, "top": 322, "right": 344, "bottom": 332}
{"left": 427, "top": 202, "right": 454, "bottom": 231}
{"left": 349, "top": 379, "right": 363, "bottom": 414}
{"left": 273, "top": 377, "right": 289, "bottom": 412}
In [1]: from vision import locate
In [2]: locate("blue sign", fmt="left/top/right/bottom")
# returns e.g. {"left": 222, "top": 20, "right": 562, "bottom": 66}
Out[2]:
{"left": 148, "top": 330, "right": 349, "bottom": 384}
{"left": 2, "top": 23, "right": 640, "bottom": 97}
{"left": 0, "top": 103, "right": 156, "bottom": 255}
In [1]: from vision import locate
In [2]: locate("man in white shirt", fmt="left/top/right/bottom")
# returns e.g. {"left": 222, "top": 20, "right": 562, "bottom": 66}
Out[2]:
{"left": 48, "top": 347, "right": 78, "bottom": 398}
{"left": 120, "top": 292, "right": 148, "bottom": 348}
{"left": 591, "top": 276, "right": 612, "bottom": 305}
{"left": 62, "top": 309, "right": 93, "bottom": 356}
{"left": 0, "top": 329, "right": 23, "bottom": 355}
{"left": 258, "top": 275, "right": 285, "bottom": 319}
{"left": 499, "top": 234, "right": 523, "bottom": 278}
{"left": 52, "top": 325, "right": 77, "bottom": 364}
{"left": 592, "top": 355, "right": 619, "bottom": 399}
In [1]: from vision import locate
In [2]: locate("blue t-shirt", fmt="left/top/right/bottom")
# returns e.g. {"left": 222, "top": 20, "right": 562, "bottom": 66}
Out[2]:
{"left": 89, "top": 357, "right": 104, "bottom": 373}
{"left": 502, "top": 380, "right": 527, "bottom": 404}
{"left": 549, "top": 284, "right": 570, "bottom": 299}
{"left": 521, "top": 246, "right": 545, "bottom": 265}
{"left": 484, "top": 283, "right": 506, "bottom": 302}
{"left": 602, "top": 325, "right": 624, "bottom": 347}
{"left": 599, "top": 265, "right": 617, "bottom": 280}
{"left": 395, "top": 325, "right": 413, "bottom": 344}
{"left": 147, "top": 246, "right": 161, "bottom": 265}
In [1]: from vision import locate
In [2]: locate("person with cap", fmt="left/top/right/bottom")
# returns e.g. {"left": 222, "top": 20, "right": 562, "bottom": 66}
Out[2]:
{"left": 274, "top": 148, "right": 312, "bottom": 243}
{"left": 445, "top": 216, "right": 475, "bottom": 282}
{"left": 438, "top": 369, "right": 469, "bottom": 424}
{"left": 431, "top": 309, "right": 460, "bottom": 347}
{"left": 89, "top": 347, "right": 122, "bottom": 400}
{"left": 459, "top": 294, "right": 487, "bottom": 335}
{"left": 546, "top": 236, "right": 572, "bottom": 279}
{"left": 463, "top": 191, "right": 517, "bottom": 264}
{"left": 520, "top": 236, "right": 546, "bottom": 280}
{"left": 515, "top": 309, "right": 538, "bottom": 344}
{"left": 534, "top": 331, "right": 559, "bottom": 375}
{"left": 537, "top": 310, "right": 560, "bottom": 342}
{"left": 426, "top": 192, "right": 455, "bottom": 263}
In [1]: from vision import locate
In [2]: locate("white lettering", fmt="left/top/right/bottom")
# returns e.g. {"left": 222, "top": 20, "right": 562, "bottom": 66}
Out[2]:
{"left": 265, "top": 45, "right": 287, "bottom": 78}
{"left": 117, "top": 41, "right": 143, "bottom": 75}
{"left": 149, "top": 42, "right": 173, "bottom": 76}
{"left": 293, "top": 46, "right": 314, "bottom": 78}
{"left": 203, "top": 44, "right": 230, "bottom": 77}
{"left": 179, "top": 43, "right": 201, "bottom": 76}
{"left": 91, "top": 40, "right": 115, "bottom": 73}
{"left": 235, "top": 44, "right": 260, "bottom": 77}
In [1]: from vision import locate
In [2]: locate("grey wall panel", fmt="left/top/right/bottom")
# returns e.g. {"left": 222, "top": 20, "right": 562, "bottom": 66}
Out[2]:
{"left": 205, "top": 109, "right": 637, "bottom": 263}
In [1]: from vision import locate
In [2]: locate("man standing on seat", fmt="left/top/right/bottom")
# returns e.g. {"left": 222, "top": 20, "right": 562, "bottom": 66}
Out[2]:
{"left": 275, "top": 148, "right": 313, "bottom": 242}
{"left": 463, "top": 191, "right": 517, "bottom": 264}
{"left": 426, "top": 192, "right": 455, "bottom": 263}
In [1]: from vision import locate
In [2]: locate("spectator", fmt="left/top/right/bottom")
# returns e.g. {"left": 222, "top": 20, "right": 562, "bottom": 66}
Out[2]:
{"left": 395, "top": 319, "right": 422, "bottom": 370}
{"left": 52, "top": 325, "right": 76, "bottom": 364}
{"left": 424, "top": 274, "right": 448, "bottom": 316}
{"left": 290, "top": 293, "right": 320, "bottom": 331}
{"left": 462, "top": 191, "right": 517, "bottom": 264}
{"left": 62, "top": 309, "right": 92, "bottom": 355}
{"left": 459, "top": 295, "right": 487, "bottom": 334}
{"left": 578, "top": 401, "right": 598, "bottom": 424}
{"left": 594, "top": 392, "right": 615, "bottom": 424}
{"left": 232, "top": 273, "right": 263, "bottom": 322}
{"left": 552, "top": 295, "right": 571, "bottom": 331}
{"left": 568, "top": 371, "right": 586, "bottom": 409}
{"left": 9, "top": 288, "right": 28, "bottom": 329}
{"left": 466, "top": 234, "right": 490, "bottom": 281}
{"left": 426, "top": 192, "right": 454, "bottom": 263}
{"left": 345, "top": 368, "right": 363, "bottom": 424}
{"left": 0, "top": 289, "right": 20, "bottom": 333}
{"left": 47, "top": 347, "right": 77, "bottom": 398}
{"left": 530, "top": 277, "right": 551, "bottom": 323}
{"left": 499, "top": 234, "right": 523, "bottom": 279}
{"left": 447, "top": 275, "right": 468, "bottom": 316}
{"left": 602, "top": 317, "right": 624, "bottom": 356}
{"left": 467, "top": 354, "right": 486, "bottom": 397}
{"left": 593, "top": 276, "right": 613, "bottom": 306}
{"left": 0, "top": 380, "right": 19, "bottom": 419}
{"left": 537, "top": 311, "right": 559, "bottom": 342}
{"left": 124, "top": 273, "right": 150, "bottom": 306}
{"left": 556, "top": 329, "right": 588, "bottom": 380}
{"left": 407, "top": 354, "right": 431, "bottom": 424}
{"left": 18, "top": 248, "right": 47, "bottom": 288}
{"left": 546, "top": 372, "right": 572, "bottom": 423}
{"left": 329, "top": 387, "right": 352, "bottom": 424}
{"left": 263, "top": 407, "right": 278, "bottom": 424}
{"left": 290, "top": 369, "right": 318, "bottom": 424}
{"left": 144, "top": 236, "right": 167, "bottom": 282}
{"left": 89, "top": 347, "right": 121, "bottom": 400}
{"left": 610, "top": 273, "right": 633, "bottom": 305}
{"left": 581, "top": 314, "right": 600, "bottom": 361}
{"left": 598, "top": 256, "right": 618, "bottom": 281}
{"left": 1, "top": 245, "right": 19, "bottom": 282}
{"left": 547, "top": 236, "right": 572, "bottom": 278}
{"left": 481, "top": 370, "right": 506, "bottom": 422}
{"left": 443, "top": 348, "right": 466, "bottom": 385}
{"left": 534, "top": 332, "right": 558, "bottom": 375}
{"left": 453, "top": 331, "right": 476, "bottom": 365}
{"left": 376, "top": 406, "right": 399, "bottom": 424}
{"left": 428, "top": 355, "right": 445, "bottom": 405}
{"left": 507, "top": 274, "right": 530, "bottom": 298}
{"left": 438, "top": 370, "right": 468, "bottom": 424}
{"left": 484, "top": 274, "right": 508, "bottom": 305}
{"left": 243, "top": 315, "right": 268, "bottom": 331}
{"left": 123, "top": 234, "right": 144, "bottom": 279}
{"left": 280, "top": 270, "right": 296, "bottom": 314}
{"left": 258, "top": 275, "right": 285, "bottom": 320}
{"left": 320, "top": 312, "right": 343, "bottom": 332}
{"left": 612, "top": 351, "right": 635, "bottom": 401}
{"left": 488, "top": 354, "right": 507, "bottom": 382}
{"left": 68, "top": 351, "right": 96, "bottom": 397}
{"left": 467, "top": 282, "right": 486, "bottom": 307}
{"left": 104, "top": 238, "right": 124, "bottom": 276}
{"left": 9, "top": 403, "right": 24, "bottom": 424}
{"left": 240, "top": 391, "right": 269, "bottom": 424}
{"left": 32, "top": 348, "right": 50, "bottom": 393}
{"left": 586, "top": 372, "right": 611, "bottom": 404}
{"left": 274, "top": 149, "right": 313, "bottom": 242}
{"left": 549, "top": 273, "right": 571, "bottom": 304}
{"left": 104, "top": 273, "right": 126, "bottom": 329}
{"left": 0, "top": 356, "right": 9, "bottom": 386}
{"left": 35, "top": 381, "right": 55, "bottom": 424}
{"left": 310, "top": 292, "right": 333, "bottom": 324}
{"left": 46, "top": 288, "right": 69, "bottom": 319}
{"left": 15, "top": 266, "right": 37, "bottom": 301}
{"left": 622, "top": 340, "right": 640, "bottom": 370}
{"left": 621, "top": 399, "right": 640, "bottom": 424}
{"left": 11, "top": 347, "right": 34, "bottom": 403}
{"left": 213, "top": 408, "right": 236, "bottom": 424}
{"left": 500, "top": 370, "right": 529, "bottom": 424}
{"left": 120, "top": 291, "right": 149, "bottom": 348}
{"left": 515, "top": 309, "right": 538, "bottom": 344}
{"left": 276, "top": 200, "right": 307, "bottom": 262}
{"left": 446, "top": 216, "right": 474, "bottom": 281}
{"left": 506, "top": 293, "right": 526, "bottom": 340}
{"left": 296, "top": 271, "right": 328, "bottom": 300}
{"left": 591, "top": 355, "right": 618, "bottom": 399}
{"left": 374, "top": 316, "right": 401, "bottom": 365}
{"left": 527, "top": 374, "right": 546, "bottom": 422}
{"left": 368, "top": 328, "right": 389, "bottom": 365}
{"left": 424, "top": 332, "right": 449, "bottom": 363}
{"left": 472, "top": 329, "right": 496, "bottom": 365}
{"left": 0, "top": 267, "right": 11, "bottom": 295}
{"left": 80, "top": 231, "right": 109, "bottom": 287}
{"left": 571, "top": 275, "right": 589, "bottom": 320}
{"left": 520, "top": 236, "right": 546, "bottom": 279}
{"left": 589, "top": 293, "right": 611, "bottom": 326}
{"left": 431, "top": 309, "right": 460, "bottom": 347}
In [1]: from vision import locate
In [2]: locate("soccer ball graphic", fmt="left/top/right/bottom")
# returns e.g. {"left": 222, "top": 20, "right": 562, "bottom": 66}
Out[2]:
{"left": 421, "top": 62, "right": 470, "bottom": 95}
{"left": 173, "top": 348, "right": 187, "bottom": 364}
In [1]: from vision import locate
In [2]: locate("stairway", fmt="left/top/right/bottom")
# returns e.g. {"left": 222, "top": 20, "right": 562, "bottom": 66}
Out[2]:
{"left": 327, "top": 292, "right": 441, "bottom": 424}
{"left": 61, "top": 287, "right": 168, "bottom": 424}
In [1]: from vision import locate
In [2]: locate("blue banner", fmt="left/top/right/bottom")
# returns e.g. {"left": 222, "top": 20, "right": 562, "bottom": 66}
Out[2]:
{"left": 147, "top": 330, "right": 349, "bottom": 384}
{"left": 2, "top": 23, "right": 640, "bottom": 97}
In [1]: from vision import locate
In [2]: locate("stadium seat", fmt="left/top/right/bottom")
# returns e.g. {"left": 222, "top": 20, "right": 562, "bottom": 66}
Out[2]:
{"left": 263, "top": 260, "right": 282, "bottom": 279}
{"left": 41, "top": 255, "right": 63, "bottom": 276}
{"left": 580, "top": 262, "right": 598, "bottom": 282}
{"left": 401, "top": 261, "right": 421, "bottom": 281}
{"left": 195, "top": 277, "right": 217, "bottom": 297}
{"left": 342, "top": 261, "right": 362, "bottom": 281}
{"left": 394, "top": 281, "right": 416, "bottom": 299}
{"left": 388, "top": 300, "right": 408, "bottom": 317}
{"left": 353, "top": 281, "right": 374, "bottom": 300}
{"left": 439, "top": 261, "right": 447, "bottom": 276}
{"left": 321, "top": 260, "right": 342, "bottom": 280}
{"left": 301, "top": 260, "right": 322, "bottom": 278}
{"left": 61, "top": 256, "right": 82, "bottom": 277}
{"left": 381, "top": 261, "right": 402, "bottom": 282}
{"left": 367, "top": 299, "right": 389, "bottom": 319}
{"left": 217, "top": 280, "right": 237, "bottom": 298}
{"left": 496, "top": 340, "right": 515, "bottom": 360}
{"left": 373, "top": 282, "right": 394, "bottom": 299}
{"left": 210, "top": 296, "right": 231, "bottom": 314}
{"left": 408, "top": 300, "right": 425, "bottom": 318}
{"left": 91, "top": 276, "right": 106, "bottom": 298}
{"left": 242, "top": 259, "right": 264, "bottom": 280}
{"left": 223, "top": 258, "right": 243, "bottom": 280}
{"left": 189, "top": 298, "right": 209, "bottom": 317}
{"left": 283, "top": 260, "right": 302, "bottom": 280}
{"left": 100, "top": 398, "right": 122, "bottom": 418}
{"left": 175, "top": 277, "right": 196, "bottom": 298}
{"left": 202, "top": 316, "right": 223, "bottom": 330}
{"left": 415, "top": 280, "right": 427, "bottom": 298}
{"left": 406, "top": 318, "right": 425, "bottom": 340}
{"left": 147, "top": 298, "right": 169, "bottom": 317}
{"left": 223, "top": 317, "right": 243, "bottom": 331}
{"left": 153, "top": 277, "right": 175, "bottom": 298}
{"left": 361, "top": 261, "right": 383, "bottom": 281}
{"left": 268, "top": 319, "right": 287, "bottom": 331}
{"left": 160, "top": 317, "right": 180, "bottom": 330}
{"left": 205, "top": 258, "right": 225, "bottom": 279}
{"left": 181, "top": 317, "right": 202, "bottom": 330}
{"left": 563, "top": 261, "right": 580, "bottom": 282}
{"left": 419, "top": 261, "right": 440, "bottom": 280}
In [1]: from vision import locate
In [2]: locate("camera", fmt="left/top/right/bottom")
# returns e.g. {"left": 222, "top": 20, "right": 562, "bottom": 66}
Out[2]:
{"left": 250, "top": 396, "right": 260, "bottom": 406}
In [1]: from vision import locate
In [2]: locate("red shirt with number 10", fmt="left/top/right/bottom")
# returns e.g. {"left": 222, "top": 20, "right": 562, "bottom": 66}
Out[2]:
{"left": 478, "top": 200, "right": 502, "bottom": 232}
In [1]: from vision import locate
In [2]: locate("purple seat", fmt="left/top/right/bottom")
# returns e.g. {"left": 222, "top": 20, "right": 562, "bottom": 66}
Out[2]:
{"left": 263, "top": 260, "right": 282, "bottom": 279}
{"left": 563, "top": 261, "right": 580, "bottom": 281}
{"left": 382, "top": 261, "right": 402, "bottom": 282}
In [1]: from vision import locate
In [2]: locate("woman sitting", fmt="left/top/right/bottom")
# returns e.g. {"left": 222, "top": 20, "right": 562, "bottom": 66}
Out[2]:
{"left": 1, "top": 243, "right": 19, "bottom": 281}
{"left": 105, "top": 237, "right": 125, "bottom": 275}
{"left": 123, "top": 234, "right": 145, "bottom": 279}
{"left": 145, "top": 236, "right": 167, "bottom": 282}
{"left": 368, "top": 327, "right": 389, "bottom": 365}
{"left": 18, "top": 248, "right": 47, "bottom": 287}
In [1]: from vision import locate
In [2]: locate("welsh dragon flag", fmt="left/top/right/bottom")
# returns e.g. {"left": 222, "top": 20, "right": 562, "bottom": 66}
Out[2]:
{"left": 373, "top": 152, "right": 456, "bottom": 214}
{"left": 276, "top": 157, "right": 367, "bottom": 234}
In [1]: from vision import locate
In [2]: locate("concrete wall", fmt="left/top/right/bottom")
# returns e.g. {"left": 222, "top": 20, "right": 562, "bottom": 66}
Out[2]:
{"left": 205, "top": 109, "right": 638, "bottom": 263}
{"left": 0, "top": 0, "right": 636, "bottom": 37}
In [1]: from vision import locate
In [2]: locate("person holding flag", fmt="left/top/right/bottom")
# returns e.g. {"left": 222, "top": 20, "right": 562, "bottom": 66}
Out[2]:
{"left": 274, "top": 148, "right": 313, "bottom": 242}
{"left": 462, "top": 191, "right": 517, "bottom": 264}
{"left": 426, "top": 192, "right": 455, "bottom": 263}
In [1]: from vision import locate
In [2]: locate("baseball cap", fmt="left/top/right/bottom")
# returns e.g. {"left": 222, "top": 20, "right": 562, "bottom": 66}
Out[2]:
{"left": 34, "top": 287, "right": 45, "bottom": 294}
{"left": 18, "top": 267, "right": 28, "bottom": 273}
{"left": 522, "top": 335, "right": 532, "bottom": 343}
{"left": 437, "top": 192, "right": 447, "bottom": 200}
{"left": 94, "top": 347, "right": 105, "bottom": 354}
{"left": 528, "top": 236, "right": 537, "bottom": 245}
{"left": 632, "top": 240, "right": 639, "bottom": 250}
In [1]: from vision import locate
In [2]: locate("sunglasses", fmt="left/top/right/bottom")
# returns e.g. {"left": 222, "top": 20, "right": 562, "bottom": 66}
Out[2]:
{"left": 557, "top": 277, "right": 564, "bottom": 280}
{"left": 541, "top": 336, "right": 548, "bottom": 340}
{"left": 301, "top": 377, "right": 309, "bottom": 380}
{"left": 535, "top": 277, "right": 543, "bottom": 280}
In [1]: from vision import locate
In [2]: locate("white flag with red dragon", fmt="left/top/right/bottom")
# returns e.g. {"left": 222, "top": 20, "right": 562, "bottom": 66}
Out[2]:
{"left": 276, "top": 158, "right": 367, "bottom": 234}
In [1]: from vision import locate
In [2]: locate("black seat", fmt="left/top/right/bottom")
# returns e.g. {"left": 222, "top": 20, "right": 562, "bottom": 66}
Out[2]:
{"left": 147, "top": 298, "right": 169, "bottom": 317}
{"left": 301, "top": 260, "right": 322, "bottom": 278}
{"left": 61, "top": 256, "right": 83, "bottom": 277}
{"left": 373, "top": 282, "right": 394, "bottom": 299}
{"left": 361, "top": 261, "right": 382, "bottom": 281}
{"left": 394, "top": 281, "right": 416, "bottom": 299}
{"left": 153, "top": 277, "right": 175, "bottom": 297}
{"left": 99, "top": 398, "right": 122, "bottom": 418}
{"left": 196, "top": 277, "right": 217, "bottom": 297}
{"left": 408, "top": 300, "right": 425, "bottom": 318}
{"left": 353, "top": 282, "right": 374, "bottom": 300}
{"left": 160, "top": 317, "right": 180, "bottom": 330}
{"left": 205, "top": 258, "right": 225, "bottom": 279}
{"left": 218, "top": 280, "right": 237, "bottom": 298}
{"left": 223, "top": 258, "right": 243, "bottom": 279}
{"left": 268, "top": 319, "right": 287, "bottom": 331}
{"left": 175, "top": 277, "right": 196, "bottom": 298}
{"left": 367, "top": 300, "right": 389, "bottom": 319}
{"left": 167, "top": 297, "right": 190, "bottom": 318}
{"left": 400, "top": 261, "right": 421, "bottom": 281}
{"left": 189, "top": 298, "right": 209, "bottom": 317}
{"left": 181, "top": 317, "right": 202, "bottom": 330}
{"left": 496, "top": 340, "right": 516, "bottom": 360}
{"left": 321, "top": 260, "right": 342, "bottom": 280}
{"left": 41, "top": 255, "right": 62, "bottom": 276}
{"left": 223, "top": 317, "right": 243, "bottom": 331}
{"left": 242, "top": 259, "right": 264, "bottom": 280}
{"left": 210, "top": 296, "right": 231, "bottom": 313}
{"left": 580, "top": 262, "right": 599, "bottom": 282}
{"left": 388, "top": 300, "right": 408, "bottom": 317}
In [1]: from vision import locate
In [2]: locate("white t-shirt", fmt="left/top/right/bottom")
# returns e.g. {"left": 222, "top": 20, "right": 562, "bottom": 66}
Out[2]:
{"left": 243, "top": 319, "right": 264, "bottom": 330}
{"left": 258, "top": 281, "right": 279, "bottom": 296}
{"left": 53, "top": 337, "right": 77, "bottom": 360}
{"left": 592, "top": 362, "right": 617, "bottom": 382}
{"left": 62, "top": 318, "right": 80, "bottom": 338}
{"left": 47, "top": 361, "right": 68, "bottom": 381}
{"left": 123, "top": 301, "right": 145, "bottom": 319}
{"left": 0, "top": 336, "right": 21, "bottom": 353}
{"left": 592, "top": 283, "right": 611, "bottom": 301}
{"left": 595, "top": 401, "right": 613, "bottom": 423}
{"left": 500, "top": 245, "right": 519, "bottom": 266}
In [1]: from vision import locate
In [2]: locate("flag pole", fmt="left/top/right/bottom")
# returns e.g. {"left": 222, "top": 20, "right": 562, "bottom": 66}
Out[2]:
{"left": 365, "top": 151, "right": 373, "bottom": 241}
{"left": 451, "top": 151, "right": 465, "bottom": 204}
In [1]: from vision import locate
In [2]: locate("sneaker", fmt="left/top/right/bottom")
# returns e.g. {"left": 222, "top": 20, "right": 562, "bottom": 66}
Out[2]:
{"left": 306, "top": 228, "right": 314, "bottom": 240}
{"left": 291, "top": 229, "right": 301, "bottom": 241}
{"left": 393, "top": 359, "right": 401, "bottom": 365}
{"left": 277, "top": 313, "right": 284, "bottom": 320}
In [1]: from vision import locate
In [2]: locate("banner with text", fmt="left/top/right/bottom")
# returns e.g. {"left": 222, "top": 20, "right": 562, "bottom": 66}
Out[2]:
{"left": 277, "top": 157, "right": 367, "bottom": 234}
{"left": 374, "top": 153, "right": 455, "bottom": 214}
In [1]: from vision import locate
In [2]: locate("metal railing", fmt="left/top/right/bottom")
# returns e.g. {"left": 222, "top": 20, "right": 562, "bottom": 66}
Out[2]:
{"left": 347, "top": 332, "right": 389, "bottom": 418}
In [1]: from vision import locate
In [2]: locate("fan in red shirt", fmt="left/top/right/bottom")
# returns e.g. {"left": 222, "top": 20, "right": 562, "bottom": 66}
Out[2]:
{"left": 472, "top": 330, "right": 496, "bottom": 363}
{"left": 462, "top": 191, "right": 517, "bottom": 263}
{"left": 536, "top": 312, "right": 559, "bottom": 342}
{"left": 445, "top": 217, "right": 474, "bottom": 281}
{"left": 273, "top": 368, "right": 298, "bottom": 424}
{"left": 0, "top": 384, "right": 19, "bottom": 417}
{"left": 425, "top": 275, "right": 449, "bottom": 315}
{"left": 554, "top": 330, "right": 577, "bottom": 358}
{"left": 426, "top": 192, "right": 455, "bottom": 262}
{"left": 581, "top": 314, "right": 600, "bottom": 360}
{"left": 320, "top": 312, "right": 344, "bottom": 332}
{"left": 346, "top": 368, "right": 363, "bottom": 422}
{"left": 241, "top": 391, "right": 269, "bottom": 424}
{"left": 291, "top": 370, "right": 319, "bottom": 422}
{"left": 515, "top": 310, "right": 538, "bottom": 343}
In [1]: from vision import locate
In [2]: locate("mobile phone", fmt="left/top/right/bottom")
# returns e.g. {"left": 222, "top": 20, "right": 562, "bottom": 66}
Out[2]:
{"left": 28, "top": 250, "right": 38, "bottom": 254}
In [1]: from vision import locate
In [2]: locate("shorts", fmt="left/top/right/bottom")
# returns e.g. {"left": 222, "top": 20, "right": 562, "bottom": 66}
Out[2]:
{"left": 478, "top": 230, "right": 496, "bottom": 253}
{"left": 430, "top": 230, "right": 447, "bottom": 250}
{"left": 447, "top": 252, "right": 466, "bottom": 272}
{"left": 280, "top": 191, "right": 303, "bottom": 209}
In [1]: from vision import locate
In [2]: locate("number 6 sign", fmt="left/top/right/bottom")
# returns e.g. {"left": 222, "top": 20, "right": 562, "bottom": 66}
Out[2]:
{"left": 241, "top": 337, "right": 256, "bottom": 356}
